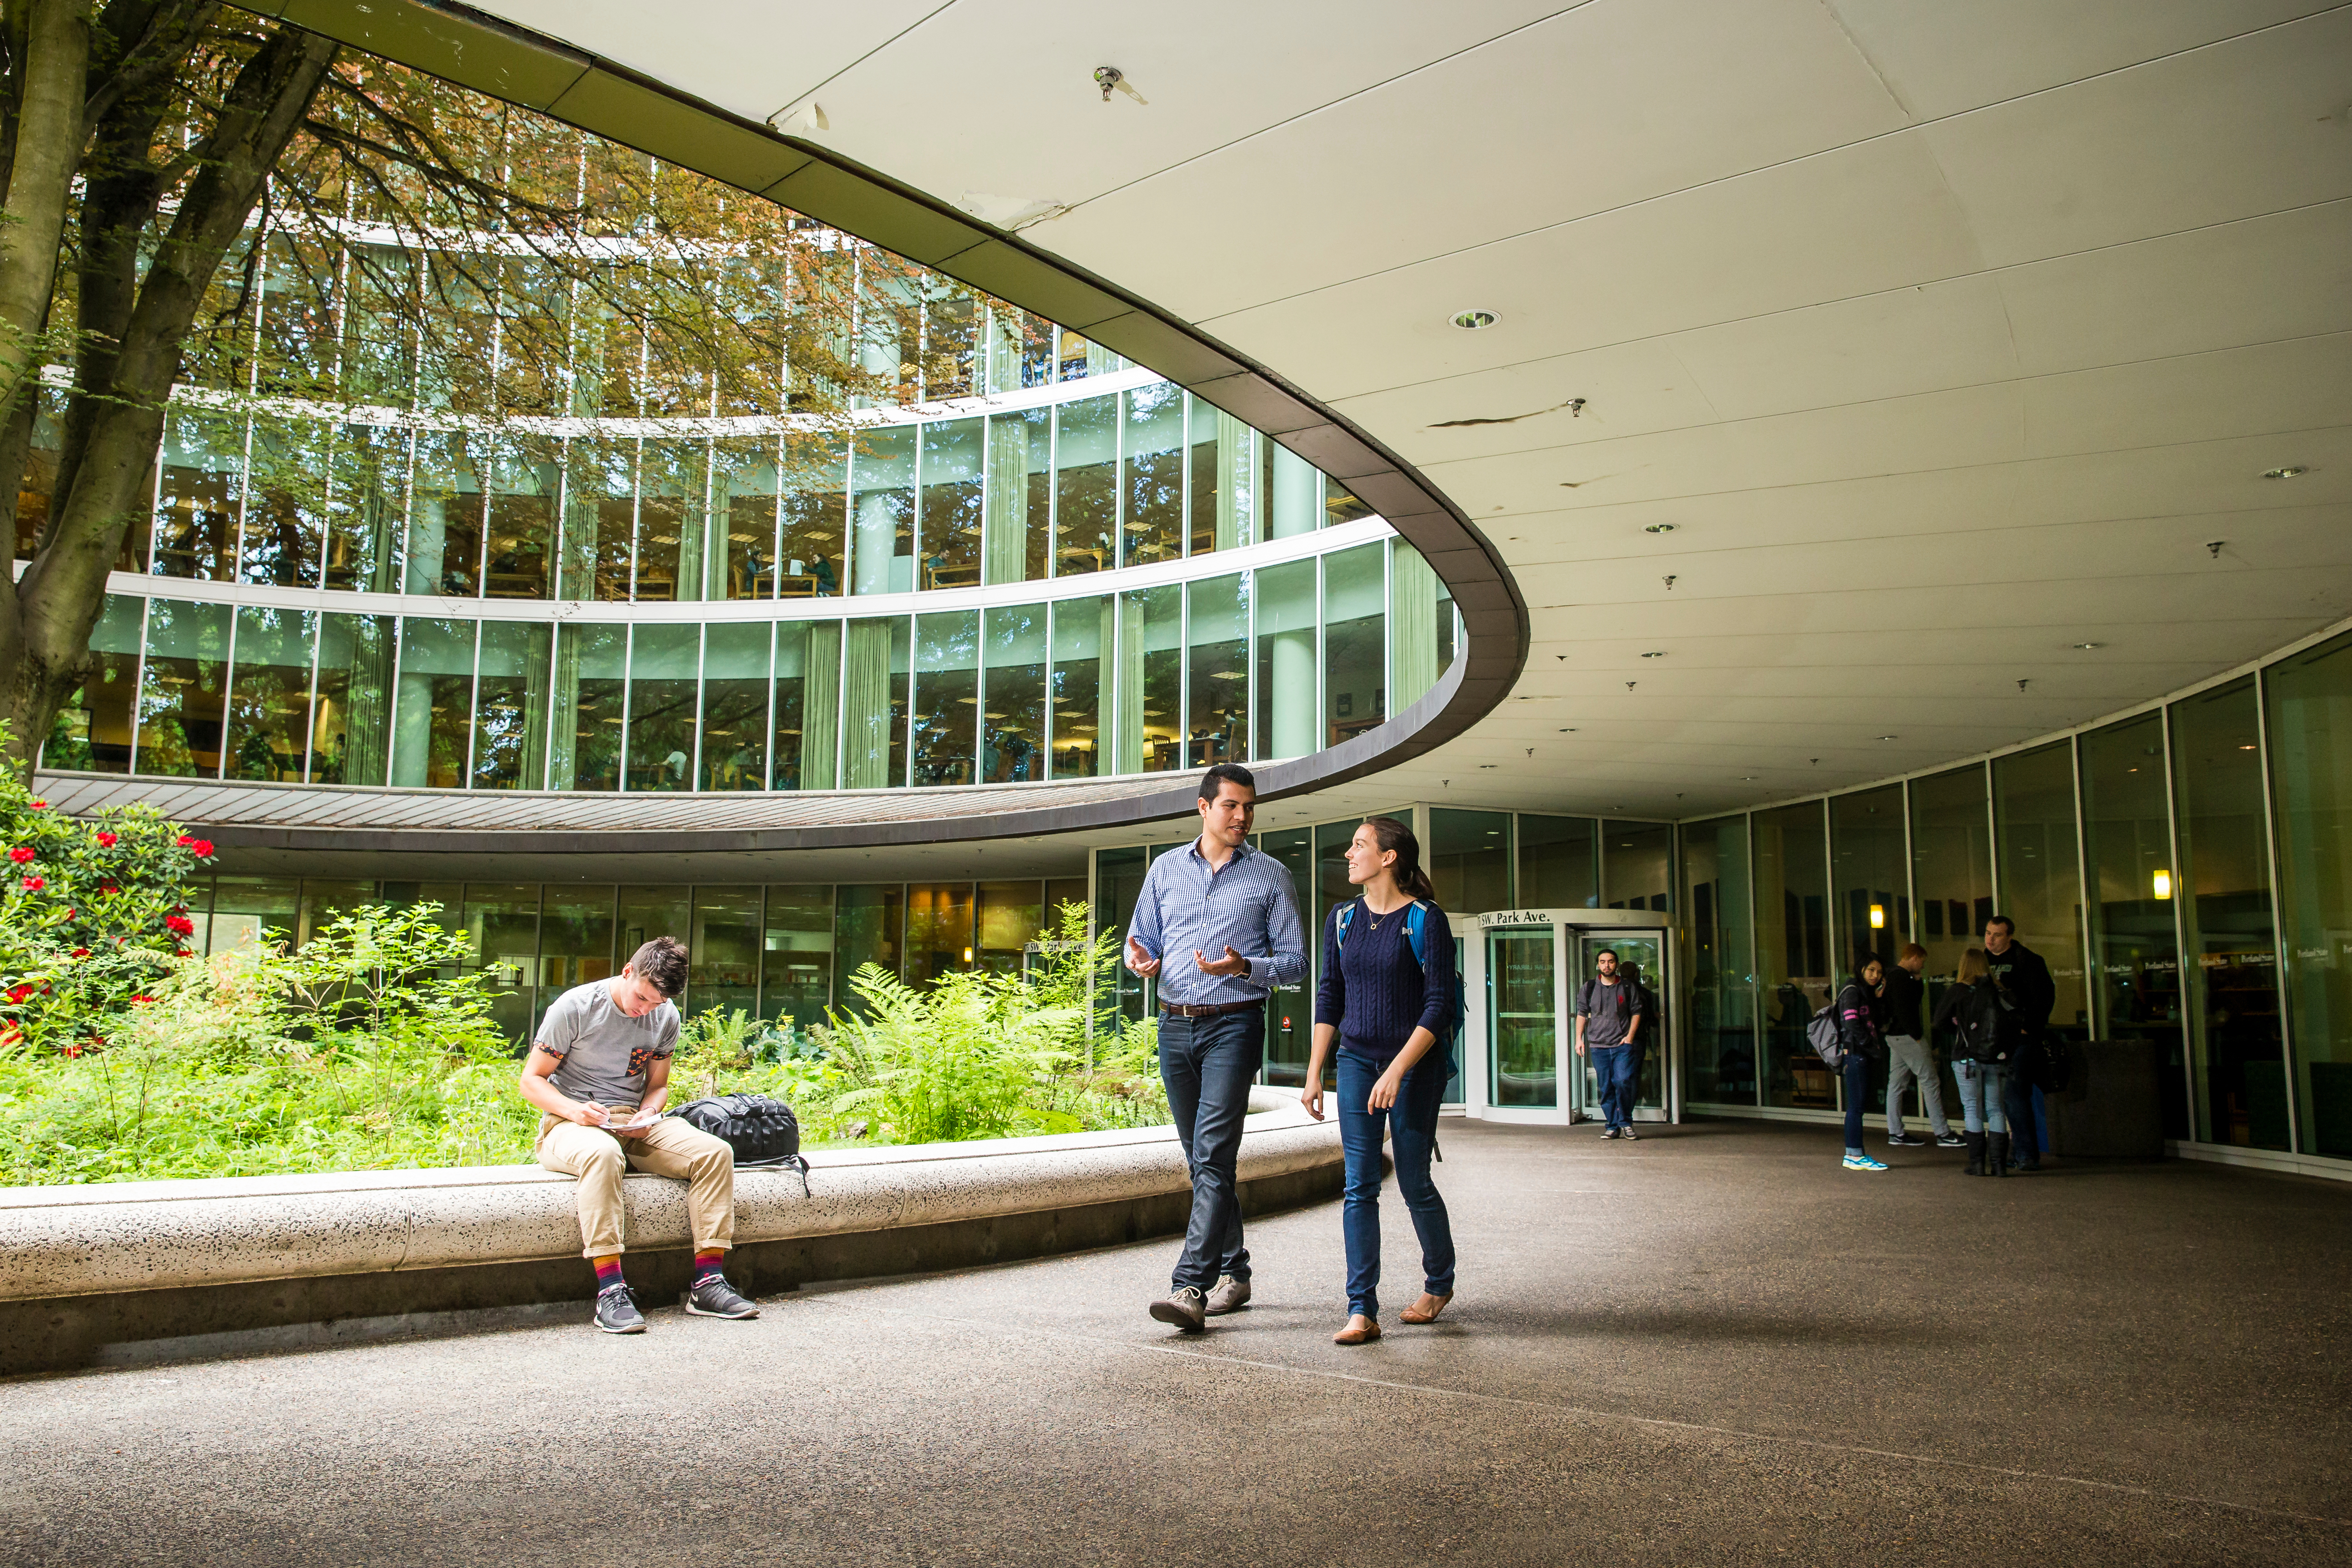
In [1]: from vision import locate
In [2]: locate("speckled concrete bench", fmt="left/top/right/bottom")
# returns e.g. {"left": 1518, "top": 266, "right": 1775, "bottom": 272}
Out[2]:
{"left": 0, "top": 1088, "right": 1342, "bottom": 1375}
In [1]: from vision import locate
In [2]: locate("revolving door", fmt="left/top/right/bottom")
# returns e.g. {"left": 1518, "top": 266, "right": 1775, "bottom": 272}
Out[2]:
{"left": 1452, "top": 908, "right": 1681, "bottom": 1125}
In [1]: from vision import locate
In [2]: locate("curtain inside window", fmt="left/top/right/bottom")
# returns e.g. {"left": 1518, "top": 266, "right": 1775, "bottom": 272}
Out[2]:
{"left": 1391, "top": 542, "right": 1439, "bottom": 711}
{"left": 843, "top": 617, "right": 894, "bottom": 788}
{"left": 984, "top": 416, "right": 1026, "bottom": 587}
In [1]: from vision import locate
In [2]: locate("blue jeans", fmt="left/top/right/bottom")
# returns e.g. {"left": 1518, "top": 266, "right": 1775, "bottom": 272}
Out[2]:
{"left": 1337, "top": 1048, "right": 1456, "bottom": 1320}
{"left": 1842, "top": 1051, "right": 1870, "bottom": 1155}
{"left": 1589, "top": 1043, "right": 1640, "bottom": 1130}
{"left": 1953, "top": 1059, "right": 2009, "bottom": 1133}
{"left": 1159, "top": 1009, "right": 1265, "bottom": 1294}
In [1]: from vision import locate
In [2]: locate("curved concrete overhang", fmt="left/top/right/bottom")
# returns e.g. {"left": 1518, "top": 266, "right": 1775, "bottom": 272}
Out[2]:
{"left": 122, "top": 0, "right": 1524, "bottom": 860}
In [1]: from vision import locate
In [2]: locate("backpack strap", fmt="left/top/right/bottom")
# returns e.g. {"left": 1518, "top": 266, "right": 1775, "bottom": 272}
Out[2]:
{"left": 1335, "top": 901, "right": 1357, "bottom": 947}
{"left": 1403, "top": 901, "right": 1428, "bottom": 966}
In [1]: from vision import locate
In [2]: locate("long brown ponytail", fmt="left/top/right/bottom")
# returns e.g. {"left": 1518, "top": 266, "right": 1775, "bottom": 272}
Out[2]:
{"left": 1362, "top": 816, "right": 1439, "bottom": 904}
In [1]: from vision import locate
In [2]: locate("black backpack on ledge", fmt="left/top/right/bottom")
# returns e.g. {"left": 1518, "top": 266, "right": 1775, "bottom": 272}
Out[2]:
{"left": 671, "top": 1094, "right": 811, "bottom": 1193}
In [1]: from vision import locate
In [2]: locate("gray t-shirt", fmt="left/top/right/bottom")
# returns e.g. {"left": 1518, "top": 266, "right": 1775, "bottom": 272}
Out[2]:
{"left": 1578, "top": 977, "right": 1638, "bottom": 1048}
{"left": 533, "top": 980, "right": 680, "bottom": 1109}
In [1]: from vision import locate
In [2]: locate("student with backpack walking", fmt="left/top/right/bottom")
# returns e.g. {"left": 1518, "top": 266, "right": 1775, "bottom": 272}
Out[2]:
{"left": 1834, "top": 955, "right": 1890, "bottom": 1170}
{"left": 1299, "top": 816, "right": 1459, "bottom": 1346}
{"left": 1573, "top": 949, "right": 1646, "bottom": 1139}
{"left": 1935, "top": 946, "right": 2014, "bottom": 1176}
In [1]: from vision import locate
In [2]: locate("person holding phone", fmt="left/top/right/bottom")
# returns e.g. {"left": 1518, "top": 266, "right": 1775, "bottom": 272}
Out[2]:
{"left": 521, "top": 936, "right": 758, "bottom": 1334}
{"left": 1300, "top": 816, "right": 1459, "bottom": 1345}
{"left": 1125, "top": 764, "right": 1308, "bottom": 1333}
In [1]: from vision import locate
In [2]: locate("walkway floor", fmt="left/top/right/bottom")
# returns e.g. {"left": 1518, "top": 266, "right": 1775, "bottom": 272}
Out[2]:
{"left": 4, "top": 1119, "right": 2348, "bottom": 1566}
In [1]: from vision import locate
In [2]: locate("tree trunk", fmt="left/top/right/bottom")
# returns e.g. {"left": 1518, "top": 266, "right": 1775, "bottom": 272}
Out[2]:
{"left": 0, "top": 0, "right": 88, "bottom": 418}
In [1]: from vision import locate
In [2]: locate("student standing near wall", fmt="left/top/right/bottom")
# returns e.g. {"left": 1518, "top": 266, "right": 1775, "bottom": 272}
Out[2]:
{"left": 1882, "top": 943, "right": 1962, "bottom": 1148}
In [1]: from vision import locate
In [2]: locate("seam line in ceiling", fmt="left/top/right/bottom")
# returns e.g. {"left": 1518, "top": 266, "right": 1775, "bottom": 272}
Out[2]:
{"left": 755, "top": 3, "right": 959, "bottom": 123}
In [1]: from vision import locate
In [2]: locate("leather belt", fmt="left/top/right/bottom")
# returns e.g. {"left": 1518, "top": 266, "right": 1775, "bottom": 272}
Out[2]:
{"left": 1159, "top": 999, "right": 1265, "bottom": 1019}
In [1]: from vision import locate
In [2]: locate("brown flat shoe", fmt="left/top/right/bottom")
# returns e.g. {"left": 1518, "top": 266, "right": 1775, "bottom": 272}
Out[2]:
{"left": 1332, "top": 1315, "right": 1382, "bottom": 1345}
{"left": 1399, "top": 1292, "right": 1453, "bottom": 1324}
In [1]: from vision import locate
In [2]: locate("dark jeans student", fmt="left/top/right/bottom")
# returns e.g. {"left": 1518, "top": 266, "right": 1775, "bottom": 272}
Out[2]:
{"left": 1842, "top": 1049, "right": 1871, "bottom": 1156}
{"left": 1589, "top": 1043, "right": 1641, "bottom": 1131}
{"left": 1160, "top": 1009, "right": 1265, "bottom": 1293}
{"left": 1337, "top": 1048, "right": 1456, "bottom": 1322}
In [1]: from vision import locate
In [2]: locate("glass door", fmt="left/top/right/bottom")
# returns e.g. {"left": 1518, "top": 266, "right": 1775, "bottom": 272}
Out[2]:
{"left": 1573, "top": 931, "right": 1667, "bottom": 1120}
{"left": 1487, "top": 926, "right": 1557, "bottom": 1107}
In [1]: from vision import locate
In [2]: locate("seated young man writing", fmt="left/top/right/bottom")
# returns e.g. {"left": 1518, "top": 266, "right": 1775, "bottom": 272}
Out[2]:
{"left": 519, "top": 935, "right": 759, "bottom": 1334}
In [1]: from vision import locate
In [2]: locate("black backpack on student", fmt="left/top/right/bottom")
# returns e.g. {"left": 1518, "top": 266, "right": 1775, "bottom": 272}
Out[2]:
{"left": 671, "top": 1093, "right": 811, "bottom": 1191}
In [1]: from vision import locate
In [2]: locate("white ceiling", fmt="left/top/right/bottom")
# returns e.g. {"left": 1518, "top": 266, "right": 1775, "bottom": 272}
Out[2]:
{"left": 470, "top": 0, "right": 2352, "bottom": 819}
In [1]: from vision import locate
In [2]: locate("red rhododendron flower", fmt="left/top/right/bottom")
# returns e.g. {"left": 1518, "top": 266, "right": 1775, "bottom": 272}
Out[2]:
{"left": 164, "top": 914, "right": 195, "bottom": 936}
{"left": 176, "top": 948, "right": 193, "bottom": 958}
{"left": 99, "top": 884, "right": 118, "bottom": 896}
{"left": 188, "top": 839, "right": 215, "bottom": 858}
{"left": 62, "top": 908, "right": 74, "bottom": 919}
{"left": 63, "top": 1042, "right": 83, "bottom": 1058}
{"left": 70, "top": 947, "right": 89, "bottom": 958}
{"left": 94, "top": 831, "right": 116, "bottom": 848}
{"left": 5, "top": 847, "right": 31, "bottom": 864}
{"left": 20, "top": 876, "right": 43, "bottom": 891}
{"left": 26, "top": 800, "right": 44, "bottom": 809}
{"left": 130, "top": 994, "right": 155, "bottom": 1006}
{"left": 5, "top": 985, "right": 31, "bottom": 1002}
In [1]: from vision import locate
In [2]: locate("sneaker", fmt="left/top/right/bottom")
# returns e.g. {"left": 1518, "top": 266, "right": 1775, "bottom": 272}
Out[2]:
{"left": 1150, "top": 1286, "right": 1207, "bottom": 1332}
{"left": 1884, "top": 1132, "right": 1924, "bottom": 1146}
{"left": 1601, "top": 1126, "right": 1620, "bottom": 1139}
{"left": 594, "top": 1282, "right": 646, "bottom": 1334}
{"left": 1842, "top": 1154, "right": 1889, "bottom": 1171}
{"left": 1936, "top": 1131, "right": 1966, "bottom": 1148}
{"left": 1205, "top": 1275, "right": 1252, "bottom": 1315}
{"left": 1618, "top": 1127, "right": 1638, "bottom": 1141}
{"left": 684, "top": 1274, "right": 760, "bottom": 1319}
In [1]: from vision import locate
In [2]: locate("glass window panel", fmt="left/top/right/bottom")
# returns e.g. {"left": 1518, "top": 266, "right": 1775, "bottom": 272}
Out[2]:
{"left": 1325, "top": 479, "right": 1373, "bottom": 527}
{"left": 42, "top": 594, "right": 142, "bottom": 774}
{"left": 1093, "top": 847, "right": 1149, "bottom": 1023}
{"left": 1829, "top": 784, "right": 1908, "bottom": 1115}
{"left": 1186, "top": 574, "right": 1247, "bottom": 771}
{"left": 463, "top": 882, "right": 539, "bottom": 1043}
{"left": 559, "top": 437, "right": 637, "bottom": 603}
{"left": 2265, "top": 632, "right": 2352, "bottom": 1157}
{"left": 1489, "top": 928, "right": 1558, "bottom": 1108}
{"left": 777, "top": 620, "right": 840, "bottom": 791}
{"left": 1254, "top": 558, "right": 1317, "bottom": 761}
{"left": 1755, "top": 801, "right": 1830, "bottom": 1111}
{"left": 635, "top": 440, "right": 712, "bottom": 603}
{"left": 1431, "top": 808, "right": 1512, "bottom": 911}
{"left": 906, "top": 882, "right": 975, "bottom": 985}
{"left": 1120, "top": 384, "right": 1184, "bottom": 567}
{"left": 224, "top": 606, "right": 315, "bottom": 782}
{"left": 714, "top": 436, "right": 780, "bottom": 601}
{"left": 911, "top": 610, "right": 979, "bottom": 786}
{"left": 1257, "top": 827, "right": 1314, "bottom": 1084}
{"left": 1186, "top": 393, "right": 1231, "bottom": 555}
{"left": 309, "top": 612, "right": 394, "bottom": 786}
{"left": 842, "top": 616, "right": 907, "bottom": 789}
{"left": 474, "top": 620, "right": 550, "bottom": 789}
{"left": 1053, "top": 394, "right": 1114, "bottom": 578}
{"left": 617, "top": 886, "right": 692, "bottom": 1004}
{"left": 975, "top": 881, "right": 1042, "bottom": 975}
{"left": 1058, "top": 325, "right": 1102, "bottom": 382}
{"left": 850, "top": 426, "right": 914, "bottom": 595}
{"left": 917, "top": 417, "right": 982, "bottom": 590}
{"left": 1117, "top": 584, "right": 1182, "bottom": 774}
{"left": 539, "top": 885, "right": 617, "bottom": 994}
{"left": 922, "top": 288, "right": 979, "bottom": 400}
{"left": 760, "top": 886, "right": 834, "bottom": 1032}
{"left": 407, "top": 429, "right": 485, "bottom": 598}
{"left": 834, "top": 884, "right": 906, "bottom": 1010}
{"left": 779, "top": 432, "right": 845, "bottom": 598}
{"left": 209, "top": 874, "right": 298, "bottom": 956}
{"left": 1049, "top": 596, "right": 1107, "bottom": 780}
{"left": 240, "top": 416, "right": 330, "bottom": 588}
{"left": 1994, "top": 742, "right": 2089, "bottom": 1043}
{"left": 983, "top": 407, "right": 1050, "bottom": 586}
{"left": 983, "top": 603, "right": 1046, "bottom": 784}
{"left": 2082, "top": 711, "right": 2189, "bottom": 1139}
{"left": 1603, "top": 822, "right": 1675, "bottom": 913}
{"left": 1391, "top": 540, "right": 1445, "bottom": 712}
{"left": 2173, "top": 678, "right": 2286, "bottom": 1149}
{"left": 323, "top": 424, "right": 408, "bottom": 594}
{"left": 337, "top": 244, "right": 416, "bottom": 406}
{"left": 1519, "top": 815, "right": 1597, "bottom": 909}
{"left": 1911, "top": 764, "right": 1994, "bottom": 1074}
{"left": 151, "top": 410, "right": 243, "bottom": 583}
{"left": 551, "top": 621, "right": 626, "bottom": 792}
{"left": 690, "top": 887, "right": 763, "bottom": 1022}
{"left": 255, "top": 230, "right": 337, "bottom": 397}
{"left": 390, "top": 617, "right": 474, "bottom": 789}
{"left": 624, "top": 622, "right": 699, "bottom": 792}
{"left": 1683, "top": 816, "right": 1757, "bottom": 1106}
{"left": 699, "top": 621, "right": 770, "bottom": 791}
{"left": 480, "top": 436, "right": 556, "bottom": 601}
{"left": 134, "top": 597, "right": 230, "bottom": 777}
{"left": 1322, "top": 543, "right": 1386, "bottom": 745}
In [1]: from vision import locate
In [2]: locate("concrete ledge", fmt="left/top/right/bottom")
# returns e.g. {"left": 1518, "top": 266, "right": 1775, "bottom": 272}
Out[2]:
{"left": 0, "top": 1089, "right": 1339, "bottom": 1375}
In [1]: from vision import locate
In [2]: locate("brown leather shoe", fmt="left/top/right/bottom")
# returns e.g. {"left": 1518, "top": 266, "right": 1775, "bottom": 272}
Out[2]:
{"left": 1332, "top": 1314, "right": 1382, "bottom": 1345}
{"left": 1398, "top": 1292, "right": 1453, "bottom": 1324}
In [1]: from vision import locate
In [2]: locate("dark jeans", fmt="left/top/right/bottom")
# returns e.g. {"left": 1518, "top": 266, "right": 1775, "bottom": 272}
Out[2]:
{"left": 1159, "top": 1008, "right": 1265, "bottom": 1294}
{"left": 1589, "top": 1043, "right": 1640, "bottom": 1130}
{"left": 1336, "top": 1049, "right": 1456, "bottom": 1320}
{"left": 2003, "top": 1068, "right": 2046, "bottom": 1160}
{"left": 1842, "top": 1051, "right": 1870, "bottom": 1154}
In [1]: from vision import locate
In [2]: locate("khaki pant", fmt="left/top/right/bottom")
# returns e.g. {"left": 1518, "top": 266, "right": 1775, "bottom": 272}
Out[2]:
{"left": 536, "top": 1112, "right": 735, "bottom": 1259}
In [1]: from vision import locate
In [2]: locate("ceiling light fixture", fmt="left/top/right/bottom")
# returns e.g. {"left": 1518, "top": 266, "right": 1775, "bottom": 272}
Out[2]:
{"left": 1450, "top": 309, "right": 1499, "bottom": 331}
{"left": 1877, "top": 735, "right": 1898, "bottom": 741}
{"left": 1559, "top": 727, "right": 1578, "bottom": 733}
{"left": 1641, "top": 651, "right": 1666, "bottom": 659}
{"left": 2263, "top": 466, "right": 2308, "bottom": 480}
{"left": 1644, "top": 523, "right": 1676, "bottom": 534}
{"left": 1479, "top": 763, "right": 1499, "bottom": 769}
{"left": 2073, "top": 642, "right": 2104, "bottom": 650}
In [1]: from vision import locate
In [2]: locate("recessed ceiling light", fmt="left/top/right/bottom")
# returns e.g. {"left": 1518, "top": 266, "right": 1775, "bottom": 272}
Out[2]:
{"left": 1640, "top": 651, "right": 1666, "bottom": 659}
{"left": 1558, "top": 727, "right": 1578, "bottom": 733}
{"left": 1450, "top": 309, "right": 1498, "bottom": 331}
{"left": 2073, "top": 642, "right": 2104, "bottom": 650}
{"left": 2263, "top": 466, "right": 2308, "bottom": 480}
{"left": 1643, "top": 523, "right": 1676, "bottom": 534}
{"left": 1479, "top": 763, "right": 1499, "bottom": 769}
{"left": 1737, "top": 775, "right": 1757, "bottom": 781}
{"left": 1876, "top": 735, "right": 1898, "bottom": 741}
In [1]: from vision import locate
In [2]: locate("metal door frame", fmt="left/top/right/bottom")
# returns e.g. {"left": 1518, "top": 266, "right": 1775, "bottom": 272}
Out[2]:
{"left": 1457, "top": 907, "right": 1679, "bottom": 1126}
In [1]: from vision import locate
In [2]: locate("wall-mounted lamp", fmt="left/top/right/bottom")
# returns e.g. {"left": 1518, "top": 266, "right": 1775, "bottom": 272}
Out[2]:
{"left": 1869, "top": 904, "right": 1886, "bottom": 930}
{"left": 2152, "top": 869, "right": 2173, "bottom": 901}
{"left": 963, "top": 946, "right": 975, "bottom": 963}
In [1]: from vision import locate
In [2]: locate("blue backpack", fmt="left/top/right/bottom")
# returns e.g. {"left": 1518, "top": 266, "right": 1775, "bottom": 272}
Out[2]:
{"left": 1333, "top": 899, "right": 1466, "bottom": 1074}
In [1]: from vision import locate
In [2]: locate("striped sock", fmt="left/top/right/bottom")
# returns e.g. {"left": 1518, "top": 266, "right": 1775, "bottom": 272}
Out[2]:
{"left": 693, "top": 1249, "right": 725, "bottom": 1283}
{"left": 593, "top": 1255, "right": 623, "bottom": 1289}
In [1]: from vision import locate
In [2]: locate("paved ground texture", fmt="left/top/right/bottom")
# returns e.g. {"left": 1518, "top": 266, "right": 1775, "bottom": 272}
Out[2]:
{"left": 3, "top": 1119, "right": 2348, "bottom": 1567}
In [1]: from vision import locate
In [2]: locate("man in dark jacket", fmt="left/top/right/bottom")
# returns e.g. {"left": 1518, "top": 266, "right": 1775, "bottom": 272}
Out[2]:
{"left": 1984, "top": 916, "right": 2053, "bottom": 1170}
{"left": 1880, "top": 943, "right": 1961, "bottom": 1148}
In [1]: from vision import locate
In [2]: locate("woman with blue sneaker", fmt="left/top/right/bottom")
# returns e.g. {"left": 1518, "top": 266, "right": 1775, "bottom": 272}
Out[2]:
{"left": 1300, "top": 816, "right": 1459, "bottom": 1345}
{"left": 1838, "top": 955, "right": 1889, "bottom": 1171}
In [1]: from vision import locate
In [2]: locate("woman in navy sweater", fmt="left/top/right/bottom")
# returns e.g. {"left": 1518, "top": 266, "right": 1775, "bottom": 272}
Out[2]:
{"left": 1302, "top": 816, "right": 1459, "bottom": 1345}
